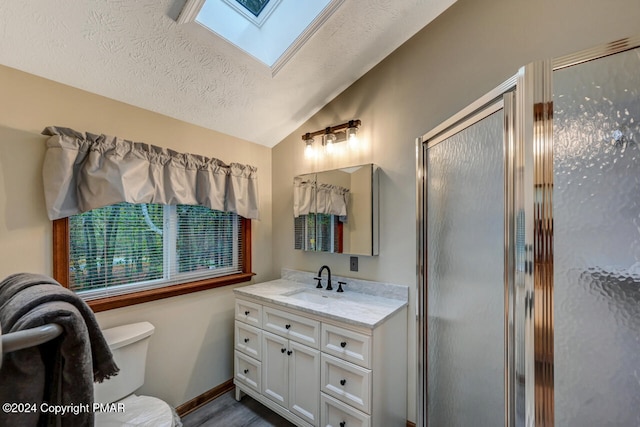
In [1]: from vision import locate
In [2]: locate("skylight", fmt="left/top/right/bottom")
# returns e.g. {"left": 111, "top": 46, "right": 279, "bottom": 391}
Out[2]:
{"left": 189, "top": 0, "right": 343, "bottom": 74}
{"left": 235, "top": 0, "right": 270, "bottom": 17}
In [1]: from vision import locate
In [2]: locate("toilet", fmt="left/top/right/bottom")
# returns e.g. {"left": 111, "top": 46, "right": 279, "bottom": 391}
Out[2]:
{"left": 94, "top": 322, "right": 179, "bottom": 426}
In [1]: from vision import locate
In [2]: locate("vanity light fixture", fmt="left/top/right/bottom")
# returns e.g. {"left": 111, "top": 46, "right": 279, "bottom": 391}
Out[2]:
{"left": 303, "top": 133, "right": 315, "bottom": 157}
{"left": 322, "top": 127, "right": 337, "bottom": 153}
{"left": 301, "top": 119, "right": 361, "bottom": 155}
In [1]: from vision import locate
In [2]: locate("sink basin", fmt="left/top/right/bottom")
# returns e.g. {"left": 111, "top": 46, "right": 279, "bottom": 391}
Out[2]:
{"left": 282, "top": 288, "right": 341, "bottom": 305}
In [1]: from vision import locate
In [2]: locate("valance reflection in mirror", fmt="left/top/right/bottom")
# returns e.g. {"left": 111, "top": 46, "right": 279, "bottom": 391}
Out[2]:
{"left": 294, "top": 164, "right": 378, "bottom": 255}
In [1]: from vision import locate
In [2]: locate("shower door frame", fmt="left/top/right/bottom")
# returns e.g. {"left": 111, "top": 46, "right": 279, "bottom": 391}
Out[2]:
{"left": 416, "top": 76, "right": 519, "bottom": 427}
{"left": 416, "top": 35, "right": 640, "bottom": 427}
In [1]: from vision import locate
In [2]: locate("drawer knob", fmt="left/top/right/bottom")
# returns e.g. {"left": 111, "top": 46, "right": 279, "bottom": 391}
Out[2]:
{"left": 340, "top": 341, "right": 347, "bottom": 348}
{"left": 287, "top": 350, "right": 293, "bottom": 356}
{"left": 285, "top": 324, "right": 291, "bottom": 329}
{"left": 243, "top": 369, "right": 249, "bottom": 374}
{"left": 281, "top": 348, "right": 286, "bottom": 353}
{"left": 244, "top": 338, "right": 250, "bottom": 343}
{"left": 340, "top": 379, "right": 347, "bottom": 386}
{"left": 244, "top": 310, "right": 250, "bottom": 315}
{"left": 340, "top": 422, "right": 346, "bottom": 427}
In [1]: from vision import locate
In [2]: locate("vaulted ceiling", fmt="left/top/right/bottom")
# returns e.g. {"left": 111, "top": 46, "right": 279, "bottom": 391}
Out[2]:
{"left": 0, "top": 0, "right": 456, "bottom": 147}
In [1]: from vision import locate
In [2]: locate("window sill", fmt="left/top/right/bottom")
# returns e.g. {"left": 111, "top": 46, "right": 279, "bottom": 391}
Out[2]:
{"left": 87, "top": 272, "right": 255, "bottom": 312}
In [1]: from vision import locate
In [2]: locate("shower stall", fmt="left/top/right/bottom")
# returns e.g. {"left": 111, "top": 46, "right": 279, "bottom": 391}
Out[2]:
{"left": 417, "top": 37, "right": 640, "bottom": 426}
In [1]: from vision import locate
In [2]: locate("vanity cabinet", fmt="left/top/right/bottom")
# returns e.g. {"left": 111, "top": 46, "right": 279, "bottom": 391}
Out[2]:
{"left": 233, "top": 295, "right": 407, "bottom": 427}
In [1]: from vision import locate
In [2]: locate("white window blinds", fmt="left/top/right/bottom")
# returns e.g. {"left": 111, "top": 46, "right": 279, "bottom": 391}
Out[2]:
{"left": 69, "top": 203, "right": 243, "bottom": 300}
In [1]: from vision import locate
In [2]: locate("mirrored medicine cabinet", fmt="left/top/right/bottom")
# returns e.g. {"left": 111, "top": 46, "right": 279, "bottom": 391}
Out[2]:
{"left": 293, "top": 163, "right": 379, "bottom": 256}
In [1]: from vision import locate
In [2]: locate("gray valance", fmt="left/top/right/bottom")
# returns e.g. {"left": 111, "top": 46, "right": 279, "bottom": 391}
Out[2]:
{"left": 293, "top": 176, "right": 349, "bottom": 218}
{"left": 41, "top": 126, "right": 259, "bottom": 220}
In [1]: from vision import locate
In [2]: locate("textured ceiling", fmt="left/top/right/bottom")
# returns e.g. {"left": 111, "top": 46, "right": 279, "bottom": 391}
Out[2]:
{"left": 0, "top": 0, "right": 456, "bottom": 147}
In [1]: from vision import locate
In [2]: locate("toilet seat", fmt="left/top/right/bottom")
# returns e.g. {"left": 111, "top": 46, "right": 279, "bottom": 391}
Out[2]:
{"left": 94, "top": 394, "right": 175, "bottom": 427}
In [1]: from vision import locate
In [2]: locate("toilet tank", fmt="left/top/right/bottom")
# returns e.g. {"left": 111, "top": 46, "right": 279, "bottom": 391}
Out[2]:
{"left": 94, "top": 321, "right": 155, "bottom": 404}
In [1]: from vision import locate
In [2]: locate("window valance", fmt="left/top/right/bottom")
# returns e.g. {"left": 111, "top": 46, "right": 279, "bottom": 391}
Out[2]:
{"left": 293, "top": 176, "right": 349, "bottom": 218}
{"left": 41, "top": 126, "right": 259, "bottom": 220}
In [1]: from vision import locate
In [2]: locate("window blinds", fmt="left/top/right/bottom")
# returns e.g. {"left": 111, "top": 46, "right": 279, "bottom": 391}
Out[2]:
{"left": 69, "top": 203, "right": 242, "bottom": 300}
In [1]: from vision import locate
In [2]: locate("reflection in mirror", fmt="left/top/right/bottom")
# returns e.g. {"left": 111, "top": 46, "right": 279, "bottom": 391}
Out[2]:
{"left": 293, "top": 164, "right": 378, "bottom": 256}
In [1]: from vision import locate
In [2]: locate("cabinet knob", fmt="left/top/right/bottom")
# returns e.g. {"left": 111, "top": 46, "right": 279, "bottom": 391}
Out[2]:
{"left": 243, "top": 369, "right": 249, "bottom": 374}
{"left": 340, "top": 422, "right": 346, "bottom": 427}
{"left": 287, "top": 350, "right": 293, "bottom": 356}
{"left": 340, "top": 379, "right": 346, "bottom": 386}
{"left": 285, "top": 324, "right": 291, "bottom": 329}
{"left": 340, "top": 341, "right": 347, "bottom": 348}
{"left": 244, "top": 338, "right": 250, "bottom": 343}
{"left": 281, "top": 348, "right": 286, "bottom": 353}
{"left": 244, "top": 310, "right": 250, "bottom": 316}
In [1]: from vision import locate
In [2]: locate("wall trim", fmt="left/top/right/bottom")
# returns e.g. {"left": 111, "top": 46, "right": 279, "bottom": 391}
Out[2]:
{"left": 175, "top": 379, "right": 235, "bottom": 417}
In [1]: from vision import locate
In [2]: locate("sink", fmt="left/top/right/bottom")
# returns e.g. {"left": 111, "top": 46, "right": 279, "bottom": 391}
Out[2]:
{"left": 282, "top": 288, "right": 341, "bottom": 305}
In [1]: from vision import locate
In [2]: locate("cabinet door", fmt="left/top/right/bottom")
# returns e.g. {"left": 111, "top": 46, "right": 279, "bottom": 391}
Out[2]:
{"left": 289, "top": 341, "right": 320, "bottom": 426}
{"left": 262, "top": 331, "right": 289, "bottom": 408}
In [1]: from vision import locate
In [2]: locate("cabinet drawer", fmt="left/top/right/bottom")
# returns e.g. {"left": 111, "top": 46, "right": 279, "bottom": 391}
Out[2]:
{"left": 321, "top": 393, "right": 370, "bottom": 427}
{"left": 235, "top": 299, "right": 262, "bottom": 327}
{"left": 321, "top": 324, "right": 371, "bottom": 368}
{"left": 321, "top": 354, "right": 371, "bottom": 414}
{"left": 235, "top": 321, "right": 262, "bottom": 360}
{"left": 263, "top": 306, "right": 320, "bottom": 349}
{"left": 234, "top": 351, "right": 261, "bottom": 394}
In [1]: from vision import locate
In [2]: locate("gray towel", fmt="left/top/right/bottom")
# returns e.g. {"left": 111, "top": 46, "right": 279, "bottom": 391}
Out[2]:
{"left": 0, "top": 273, "right": 119, "bottom": 427}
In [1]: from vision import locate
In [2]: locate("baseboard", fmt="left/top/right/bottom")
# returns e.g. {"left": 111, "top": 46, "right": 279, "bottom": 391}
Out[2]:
{"left": 407, "top": 421, "right": 416, "bottom": 427}
{"left": 175, "top": 378, "right": 235, "bottom": 417}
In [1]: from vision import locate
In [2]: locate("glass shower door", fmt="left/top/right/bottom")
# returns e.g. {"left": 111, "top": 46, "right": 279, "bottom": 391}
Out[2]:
{"left": 553, "top": 46, "right": 640, "bottom": 426}
{"left": 426, "top": 105, "right": 505, "bottom": 426}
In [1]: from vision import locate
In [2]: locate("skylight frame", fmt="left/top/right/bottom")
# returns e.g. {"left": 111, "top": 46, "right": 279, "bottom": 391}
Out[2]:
{"left": 223, "top": 0, "right": 280, "bottom": 28}
{"left": 176, "top": 0, "right": 345, "bottom": 75}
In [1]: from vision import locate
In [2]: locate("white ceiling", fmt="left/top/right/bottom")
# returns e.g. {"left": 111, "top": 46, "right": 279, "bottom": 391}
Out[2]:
{"left": 0, "top": 0, "right": 456, "bottom": 147}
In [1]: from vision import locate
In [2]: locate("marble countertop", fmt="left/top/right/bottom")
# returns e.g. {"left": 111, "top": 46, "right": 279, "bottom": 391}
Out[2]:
{"left": 234, "top": 270, "right": 408, "bottom": 328}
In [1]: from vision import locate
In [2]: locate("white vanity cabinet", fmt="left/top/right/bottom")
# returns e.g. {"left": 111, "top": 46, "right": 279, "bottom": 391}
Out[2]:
{"left": 233, "top": 292, "right": 407, "bottom": 427}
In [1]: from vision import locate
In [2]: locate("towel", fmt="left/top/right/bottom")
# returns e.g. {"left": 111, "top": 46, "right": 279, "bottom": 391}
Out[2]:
{"left": 0, "top": 273, "right": 119, "bottom": 427}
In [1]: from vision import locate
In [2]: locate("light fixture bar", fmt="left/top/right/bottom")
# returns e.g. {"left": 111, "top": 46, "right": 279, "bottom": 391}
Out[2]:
{"left": 301, "top": 119, "right": 361, "bottom": 140}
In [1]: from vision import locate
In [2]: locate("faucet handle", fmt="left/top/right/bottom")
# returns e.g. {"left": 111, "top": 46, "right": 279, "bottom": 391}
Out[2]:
{"left": 314, "top": 277, "right": 323, "bottom": 288}
{"left": 337, "top": 281, "right": 346, "bottom": 293}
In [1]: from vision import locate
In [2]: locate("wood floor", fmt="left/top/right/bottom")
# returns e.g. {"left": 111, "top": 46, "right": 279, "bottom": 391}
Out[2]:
{"left": 181, "top": 390, "right": 296, "bottom": 427}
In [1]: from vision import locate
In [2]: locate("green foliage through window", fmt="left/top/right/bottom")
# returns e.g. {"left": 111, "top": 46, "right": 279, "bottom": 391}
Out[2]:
{"left": 294, "top": 213, "right": 341, "bottom": 252}
{"left": 69, "top": 203, "right": 242, "bottom": 296}
{"left": 235, "top": 0, "right": 270, "bottom": 17}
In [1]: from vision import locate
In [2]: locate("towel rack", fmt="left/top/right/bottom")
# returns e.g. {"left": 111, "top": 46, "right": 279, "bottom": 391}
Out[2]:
{"left": 1, "top": 323, "right": 63, "bottom": 354}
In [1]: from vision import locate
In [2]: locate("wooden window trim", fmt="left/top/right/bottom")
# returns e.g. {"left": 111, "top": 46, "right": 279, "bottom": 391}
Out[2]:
{"left": 52, "top": 216, "right": 254, "bottom": 313}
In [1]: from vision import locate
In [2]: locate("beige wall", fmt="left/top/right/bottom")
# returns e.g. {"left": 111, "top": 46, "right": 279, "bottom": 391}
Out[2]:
{"left": 3, "top": 0, "right": 640, "bottom": 420}
{"left": 0, "top": 64, "right": 274, "bottom": 407}
{"left": 272, "top": 0, "right": 640, "bottom": 422}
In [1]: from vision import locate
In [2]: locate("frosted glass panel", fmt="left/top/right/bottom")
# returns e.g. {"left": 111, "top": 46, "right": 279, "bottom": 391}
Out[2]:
{"left": 426, "top": 109, "right": 504, "bottom": 426}
{"left": 554, "top": 47, "right": 640, "bottom": 426}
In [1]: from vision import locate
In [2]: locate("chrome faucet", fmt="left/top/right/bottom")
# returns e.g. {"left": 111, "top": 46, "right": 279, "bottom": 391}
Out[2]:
{"left": 316, "top": 265, "right": 332, "bottom": 291}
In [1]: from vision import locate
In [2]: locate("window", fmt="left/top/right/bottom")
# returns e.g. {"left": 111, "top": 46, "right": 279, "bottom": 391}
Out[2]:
{"left": 235, "top": 0, "right": 271, "bottom": 17}
{"left": 294, "top": 213, "right": 342, "bottom": 253}
{"left": 53, "top": 203, "right": 253, "bottom": 312}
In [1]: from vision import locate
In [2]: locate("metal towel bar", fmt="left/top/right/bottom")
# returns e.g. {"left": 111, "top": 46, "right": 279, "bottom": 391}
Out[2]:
{"left": 1, "top": 323, "right": 63, "bottom": 354}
